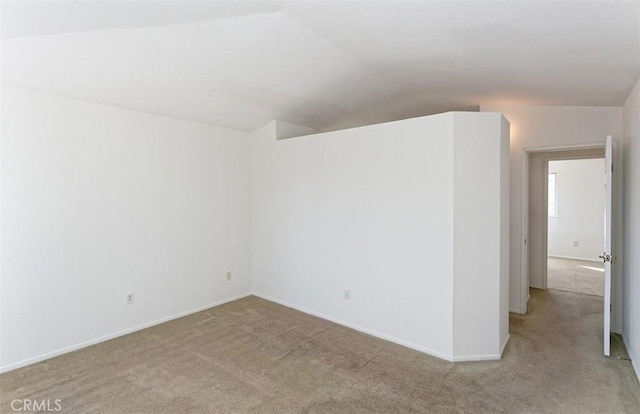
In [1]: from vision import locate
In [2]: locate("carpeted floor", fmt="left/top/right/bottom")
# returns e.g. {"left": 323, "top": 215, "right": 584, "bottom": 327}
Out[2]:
{"left": 548, "top": 257, "right": 605, "bottom": 296}
{"left": 1, "top": 289, "right": 638, "bottom": 413}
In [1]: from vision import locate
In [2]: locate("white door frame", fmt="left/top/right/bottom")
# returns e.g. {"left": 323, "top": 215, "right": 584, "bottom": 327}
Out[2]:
{"left": 603, "top": 135, "right": 614, "bottom": 356}
{"left": 541, "top": 152, "right": 605, "bottom": 288}
{"left": 520, "top": 142, "right": 606, "bottom": 314}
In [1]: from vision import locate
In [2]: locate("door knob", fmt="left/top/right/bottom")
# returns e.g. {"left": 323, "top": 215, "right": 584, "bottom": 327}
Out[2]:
{"left": 599, "top": 253, "right": 617, "bottom": 263}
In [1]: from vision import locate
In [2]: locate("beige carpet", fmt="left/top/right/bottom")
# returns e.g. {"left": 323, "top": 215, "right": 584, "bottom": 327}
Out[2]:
{"left": 548, "top": 257, "right": 605, "bottom": 296}
{"left": 1, "top": 290, "right": 638, "bottom": 413}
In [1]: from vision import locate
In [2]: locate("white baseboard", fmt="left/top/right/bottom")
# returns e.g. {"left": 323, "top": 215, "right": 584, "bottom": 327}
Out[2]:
{"left": 0, "top": 292, "right": 253, "bottom": 374}
{"left": 253, "top": 292, "right": 456, "bottom": 362}
{"left": 620, "top": 334, "right": 639, "bottom": 383}
{"left": 2, "top": 291, "right": 516, "bottom": 373}
{"left": 254, "top": 292, "right": 509, "bottom": 363}
{"left": 452, "top": 334, "right": 510, "bottom": 362}
{"left": 625, "top": 342, "right": 639, "bottom": 383}
{"left": 451, "top": 354, "right": 500, "bottom": 362}
{"left": 548, "top": 254, "right": 602, "bottom": 263}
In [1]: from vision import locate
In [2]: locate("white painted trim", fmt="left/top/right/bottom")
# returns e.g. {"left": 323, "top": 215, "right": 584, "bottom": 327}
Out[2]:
{"left": 621, "top": 337, "right": 640, "bottom": 382}
{"left": 452, "top": 354, "right": 500, "bottom": 362}
{"left": 520, "top": 150, "right": 530, "bottom": 315}
{"left": 253, "top": 292, "right": 455, "bottom": 362}
{"left": 451, "top": 334, "right": 510, "bottom": 362}
{"left": 0, "top": 292, "right": 253, "bottom": 374}
{"left": 548, "top": 254, "right": 602, "bottom": 263}
{"left": 522, "top": 142, "right": 609, "bottom": 319}
{"left": 522, "top": 142, "right": 605, "bottom": 153}
{"left": 542, "top": 159, "right": 550, "bottom": 289}
{"left": 510, "top": 140, "right": 622, "bottom": 324}
{"left": 509, "top": 307, "right": 524, "bottom": 314}
{"left": 2, "top": 291, "right": 517, "bottom": 373}
{"left": 544, "top": 152, "right": 607, "bottom": 296}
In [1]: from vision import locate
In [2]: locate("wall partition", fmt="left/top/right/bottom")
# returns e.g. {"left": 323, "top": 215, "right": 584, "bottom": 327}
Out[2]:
{"left": 251, "top": 112, "right": 510, "bottom": 361}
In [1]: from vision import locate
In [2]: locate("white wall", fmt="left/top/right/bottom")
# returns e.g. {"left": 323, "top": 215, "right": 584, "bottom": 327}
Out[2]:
{"left": 548, "top": 159, "right": 605, "bottom": 261}
{"left": 251, "top": 113, "right": 509, "bottom": 361}
{"left": 480, "top": 105, "right": 623, "bottom": 323}
{"left": 251, "top": 116, "right": 455, "bottom": 360}
{"left": 0, "top": 86, "right": 252, "bottom": 372}
{"left": 623, "top": 77, "right": 640, "bottom": 379}
{"left": 452, "top": 113, "right": 511, "bottom": 359}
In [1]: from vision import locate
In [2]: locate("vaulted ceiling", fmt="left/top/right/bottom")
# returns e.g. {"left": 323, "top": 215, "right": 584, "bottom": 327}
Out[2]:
{"left": 2, "top": 1, "right": 639, "bottom": 132}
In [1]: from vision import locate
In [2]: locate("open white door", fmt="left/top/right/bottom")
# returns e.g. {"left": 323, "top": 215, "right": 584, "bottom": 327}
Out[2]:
{"left": 601, "top": 135, "right": 615, "bottom": 356}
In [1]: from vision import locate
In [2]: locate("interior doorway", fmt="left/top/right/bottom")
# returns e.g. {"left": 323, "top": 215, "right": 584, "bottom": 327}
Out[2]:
{"left": 546, "top": 158, "right": 605, "bottom": 296}
{"left": 525, "top": 147, "right": 605, "bottom": 295}
{"left": 522, "top": 138, "right": 619, "bottom": 356}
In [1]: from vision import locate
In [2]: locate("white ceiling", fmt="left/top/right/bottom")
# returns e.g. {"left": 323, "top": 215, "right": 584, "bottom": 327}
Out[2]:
{"left": 2, "top": 1, "right": 639, "bottom": 132}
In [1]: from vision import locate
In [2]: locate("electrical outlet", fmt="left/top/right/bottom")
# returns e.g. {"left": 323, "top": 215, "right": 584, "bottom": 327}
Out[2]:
{"left": 573, "top": 240, "right": 579, "bottom": 247}
{"left": 226, "top": 271, "right": 232, "bottom": 281}
{"left": 126, "top": 292, "right": 135, "bottom": 305}
{"left": 344, "top": 289, "right": 351, "bottom": 300}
